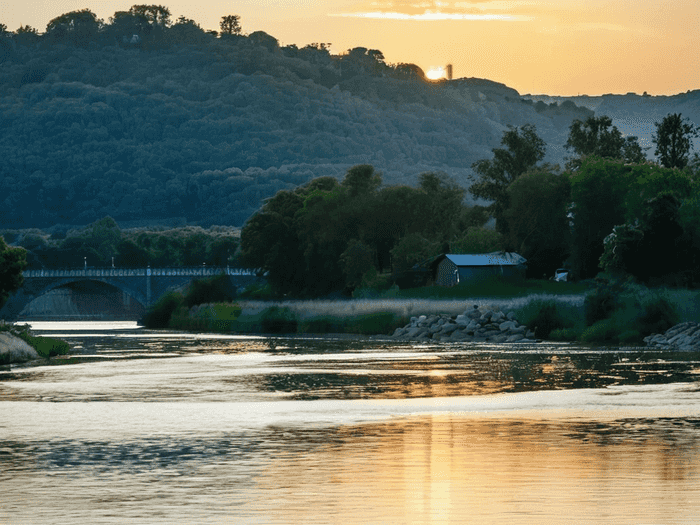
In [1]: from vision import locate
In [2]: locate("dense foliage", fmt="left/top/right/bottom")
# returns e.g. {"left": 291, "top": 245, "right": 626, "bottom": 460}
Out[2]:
{"left": 239, "top": 165, "right": 490, "bottom": 296}
{"left": 0, "top": 6, "right": 591, "bottom": 229}
{"left": 0, "top": 236, "right": 27, "bottom": 307}
{"left": 1, "top": 218, "right": 239, "bottom": 269}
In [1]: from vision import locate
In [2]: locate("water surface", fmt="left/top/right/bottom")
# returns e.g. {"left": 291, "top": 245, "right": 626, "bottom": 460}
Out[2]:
{"left": 2, "top": 322, "right": 700, "bottom": 524}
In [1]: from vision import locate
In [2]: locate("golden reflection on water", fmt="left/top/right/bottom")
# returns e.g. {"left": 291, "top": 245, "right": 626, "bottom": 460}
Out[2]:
{"left": 256, "top": 415, "right": 700, "bottom": 524}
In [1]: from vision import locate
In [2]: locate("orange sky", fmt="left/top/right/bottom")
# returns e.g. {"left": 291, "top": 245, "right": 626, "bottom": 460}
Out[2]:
{"left": 4, "top": 0, "right": 699, "bottom": 96}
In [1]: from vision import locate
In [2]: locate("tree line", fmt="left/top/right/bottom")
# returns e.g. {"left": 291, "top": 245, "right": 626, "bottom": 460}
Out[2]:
{"left": 0, "top": 5, "right": 590, "bottom": 230}
{"left": 240, "top": 113, "right": 700, "bottom": 296}
{"left": 1, "top": 218, "right": 240, "bottom": 270}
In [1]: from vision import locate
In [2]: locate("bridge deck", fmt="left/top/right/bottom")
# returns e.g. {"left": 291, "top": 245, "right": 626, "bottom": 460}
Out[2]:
{"left": 23, "top": 267, "right": 256, "bottom": 278}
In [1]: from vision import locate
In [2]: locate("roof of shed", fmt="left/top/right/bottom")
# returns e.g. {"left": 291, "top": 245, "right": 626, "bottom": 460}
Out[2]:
{"left": 444, "top": 252, "right": 527, "bottom": 267}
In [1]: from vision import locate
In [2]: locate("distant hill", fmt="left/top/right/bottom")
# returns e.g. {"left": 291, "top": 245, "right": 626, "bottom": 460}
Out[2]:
{"left": 524, "top": 91, "right": 700, "bottom": 154}
{"left": 0, "top": 29, "right": 609, "bottom": 229}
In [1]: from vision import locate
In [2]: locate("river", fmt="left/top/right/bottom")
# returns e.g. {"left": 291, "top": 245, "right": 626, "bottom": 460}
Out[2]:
{"left": 2, "top": 322, "right": 700, "bottom": 524}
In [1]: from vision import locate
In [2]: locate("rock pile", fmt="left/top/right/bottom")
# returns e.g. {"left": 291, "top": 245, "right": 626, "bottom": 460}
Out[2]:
{"left": 643, "top": 322, "right": 700, "bottom": 352}
{"left": 390, "top": 305, "right": 536, "bottom": 343}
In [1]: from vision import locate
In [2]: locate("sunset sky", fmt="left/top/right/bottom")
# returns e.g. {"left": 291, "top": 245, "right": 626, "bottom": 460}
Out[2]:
{"left": 3, "top": 0, "right": 698, "bottom": 96}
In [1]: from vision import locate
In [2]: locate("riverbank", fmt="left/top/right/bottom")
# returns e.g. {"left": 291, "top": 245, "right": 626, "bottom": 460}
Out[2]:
{"left": 0, "top": 322, "right": 70, "bottom": 364}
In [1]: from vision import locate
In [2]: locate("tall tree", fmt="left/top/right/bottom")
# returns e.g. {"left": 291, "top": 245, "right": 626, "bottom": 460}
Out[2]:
{"left": 468, "top": 124, "right": 546, "bottom": 235}
{"left": 653, "top": 113, "right": 698, "bottom": 169}
{"left": 503, "top": 167, "right": 571, "bottom": 277}
{"left": 128, "top": 5, "right": 171, "bottom": 28}
{"left": 565, "top": 115, "right": 645, "bottom": 168}
{"left": 0, "top": 237, "right": 27, "bottom": 308}
{"left": 45, "top": 9, "right": 102, "bottom": 46}
{"left": 219, "top": 15, "right": 242, "bottom": 35}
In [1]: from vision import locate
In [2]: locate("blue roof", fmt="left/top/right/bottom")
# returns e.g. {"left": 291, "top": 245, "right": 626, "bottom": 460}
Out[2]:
{"left": 445, "top": 252, "right": 526, "bottom": 267}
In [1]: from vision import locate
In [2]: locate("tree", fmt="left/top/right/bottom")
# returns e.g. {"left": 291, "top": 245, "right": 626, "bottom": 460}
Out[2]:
{"left": 503, "top": 168, "right": 571, "bottom": 277}
{"left": 417, "top": 172, "right": 465, "bottom": 242}
{"left": 653, "top": 113, "right": 698, "bottom": 169}
{"left": 599, "top": 194, "right": 685, "bottom": 284}
{"left": 219, "top": 15, "right": 242, "bottom": 35}
{"left": 451, "top": 227, "right": 503, "bottom": 254}
{"left": 128, "top": 5, "right": 171, "bottom": 28}
{"left": 248, "top": 31, "right": 279, "bottom": 51}
{"left": 170, "top": 16, "right": 206, "bottom": 44}
{"left": 339, "top": 239, "right": 375, "bottom": 290}
{"left": 468, "top": 124, "right": 546, "bottom": 235}
{"left": 0, "top": 236, "right": 27, "bottom": 308}
{"left": 569, "top": 158, "right": 633, "bottom": 279}
{"left": 45, "top": 9, "right": 102, "bottom": 46}
{"left": 14, "top": 25, "right": 40, "bottom": 46}
{"left": 565, "top": 115, "right": 645, "bottom": 168}
{"left": 341, "top": 164, "right": 381, "bottom": 198}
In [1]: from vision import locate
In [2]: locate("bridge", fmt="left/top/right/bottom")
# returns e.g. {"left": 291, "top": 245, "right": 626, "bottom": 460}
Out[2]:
{"left": 0, "top": 267, "right": 260, "bottom": 321}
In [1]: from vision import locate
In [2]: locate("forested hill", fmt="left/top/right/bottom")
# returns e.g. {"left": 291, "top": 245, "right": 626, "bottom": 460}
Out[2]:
{"left": 525, "top": 91, "right": 700, "bottom": 154}
{"left": 0, "top": 26, "right": 595, "bottom": 229}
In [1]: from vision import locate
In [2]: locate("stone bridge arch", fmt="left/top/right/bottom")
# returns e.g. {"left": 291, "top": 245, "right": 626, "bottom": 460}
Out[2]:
{"left": 0, "top": 267, "right": 260, "bottom": 321}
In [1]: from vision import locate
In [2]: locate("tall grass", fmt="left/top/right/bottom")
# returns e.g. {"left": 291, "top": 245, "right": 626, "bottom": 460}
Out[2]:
{"left": 238, "top": 294, "right": 586, "bottom": 322}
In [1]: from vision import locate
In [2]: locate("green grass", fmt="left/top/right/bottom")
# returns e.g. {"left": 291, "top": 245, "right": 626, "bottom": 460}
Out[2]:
{"left": 1, "top": 323, "right": 70, "bottom": 358}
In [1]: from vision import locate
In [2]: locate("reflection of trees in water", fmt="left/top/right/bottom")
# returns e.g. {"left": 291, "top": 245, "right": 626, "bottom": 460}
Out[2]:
{"left": 254, "top": 347, "right": 700, "bottom": 400}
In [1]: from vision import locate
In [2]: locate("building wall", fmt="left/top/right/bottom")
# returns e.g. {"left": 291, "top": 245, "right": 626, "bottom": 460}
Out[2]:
{"left": 436, "top": 259, "right": 458, "bottom": 287}
{"left": 437, "top": 260, "right": 526, "bottom": 287}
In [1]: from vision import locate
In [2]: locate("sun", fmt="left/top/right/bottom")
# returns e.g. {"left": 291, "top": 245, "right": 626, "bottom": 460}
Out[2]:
{"left": 426, "top": 66, "right": 446, "bottom": 81}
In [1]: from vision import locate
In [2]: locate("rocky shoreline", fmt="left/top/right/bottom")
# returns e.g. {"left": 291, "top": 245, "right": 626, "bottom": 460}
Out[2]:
{"left": 643, "top": 322, "right": 700, "bottom": 352}
{"left": 390, "top": 304, "right": 537, "bottom": 343}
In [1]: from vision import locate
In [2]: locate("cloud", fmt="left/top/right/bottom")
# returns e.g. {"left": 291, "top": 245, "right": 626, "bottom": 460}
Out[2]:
{"left": 330, "top": 0, "right": 533, "bottom": 20}
{"left": 329, "top": 10, "right": 528, "bottom": 20}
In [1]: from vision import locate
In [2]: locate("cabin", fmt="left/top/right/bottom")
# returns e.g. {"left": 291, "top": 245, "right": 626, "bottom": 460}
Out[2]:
{"left": 431, "top": 252, "right": 527, "bottom": 287}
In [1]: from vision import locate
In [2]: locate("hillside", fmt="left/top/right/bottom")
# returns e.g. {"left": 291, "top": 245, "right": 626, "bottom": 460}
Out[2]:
{"left": 2, "top": 29, "right": 593, "bottom": 229}
{"left": 525, "top": 91, "right": 700, "bottom": 153}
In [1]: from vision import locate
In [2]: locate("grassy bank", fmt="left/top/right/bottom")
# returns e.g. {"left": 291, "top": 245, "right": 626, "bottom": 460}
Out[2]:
{"left": 0, "top": 323, "right": 70, "bottom": 359}
{"left": 143, "top": 276, "right": 700, "bottom": 344}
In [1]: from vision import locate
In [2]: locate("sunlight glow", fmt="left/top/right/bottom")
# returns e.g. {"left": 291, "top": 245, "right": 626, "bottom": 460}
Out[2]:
{"left": 330, "top": 11, "right": 527, "bottom": 21}
{"left": 426, "top": 67, "right": 446, "bottom": 80}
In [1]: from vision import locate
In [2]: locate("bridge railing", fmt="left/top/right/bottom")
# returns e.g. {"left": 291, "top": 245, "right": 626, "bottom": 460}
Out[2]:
{"left": 23, "top": 267, "right": 258, "bottom": 278}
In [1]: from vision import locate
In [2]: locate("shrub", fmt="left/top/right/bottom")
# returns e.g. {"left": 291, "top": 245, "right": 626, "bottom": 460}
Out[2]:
{"left": 30, "top": 336, "right": 70, "bottom": 358}
{"left": 297, "top": 317, "right": 345, "bottom": 334}
{"left": 345, "top": 312, "right": 406, "bottom": 335}
{"left": 2, "top": 323, "right": 70, "bottom": 358}
{"left": 141, "top": 291, "right": 184, "bottom": 328}
{"left": 636, "top": 294, "right": 679, "bottom": 336}
{"left": 514, "top": 299, "right": 578, "bottom": 339}
{"left": 580, "top": 318, "right": 619, "bottom": 343}
{"left": 260, "top": 306, "right": 298, "bottom": 333}
{"left": 183, "top": 274, "right": 236, "bottom": 308}
{"left": 549, "top": 327, "right": 582, "bottom": 341}
{"left": 584, "top": 283, "right": 619, "bottom": 326}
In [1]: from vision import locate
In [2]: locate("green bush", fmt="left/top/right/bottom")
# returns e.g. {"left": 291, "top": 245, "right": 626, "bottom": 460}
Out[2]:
{"left": 183, "top": 274, "right": 236, "bottom": 308}
{"left": 636, "top": 294, "right": 679, "bottom": 336}
{"left": 345, "top": 312, "right": 406, "bottom": 335}
{"left": 549, "top": 327, "right": 582, "bottom": 341}
{"left": 584, "top": 284, "right": 619, "bottom": 326}
{"left": 513, "top": 299, "right": 581, "bottom": 339}
{"left": 260, "top": 306, "right": 298, "bottom": 333}
{"left": 141, "top": 291, "right": 184, "bottom": 328}
{"left": 581, "top": 318, "right": 619, "bottom": 343}
{"left": 30, "top": 336, "right": 70, "bottom": 358}
{"left": 2, "top": 324, "right": 70, "bottom": 358}
{"left": 297, "top": 317, "right": 346, "bottom": 334}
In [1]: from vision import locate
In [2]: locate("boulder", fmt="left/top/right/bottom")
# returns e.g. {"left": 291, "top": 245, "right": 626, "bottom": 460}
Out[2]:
{"left": 644, "top": 321, "right": 700, "bottom": 351}
{"left": 0, "top": 332, "right": 40, "bottom": 364}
